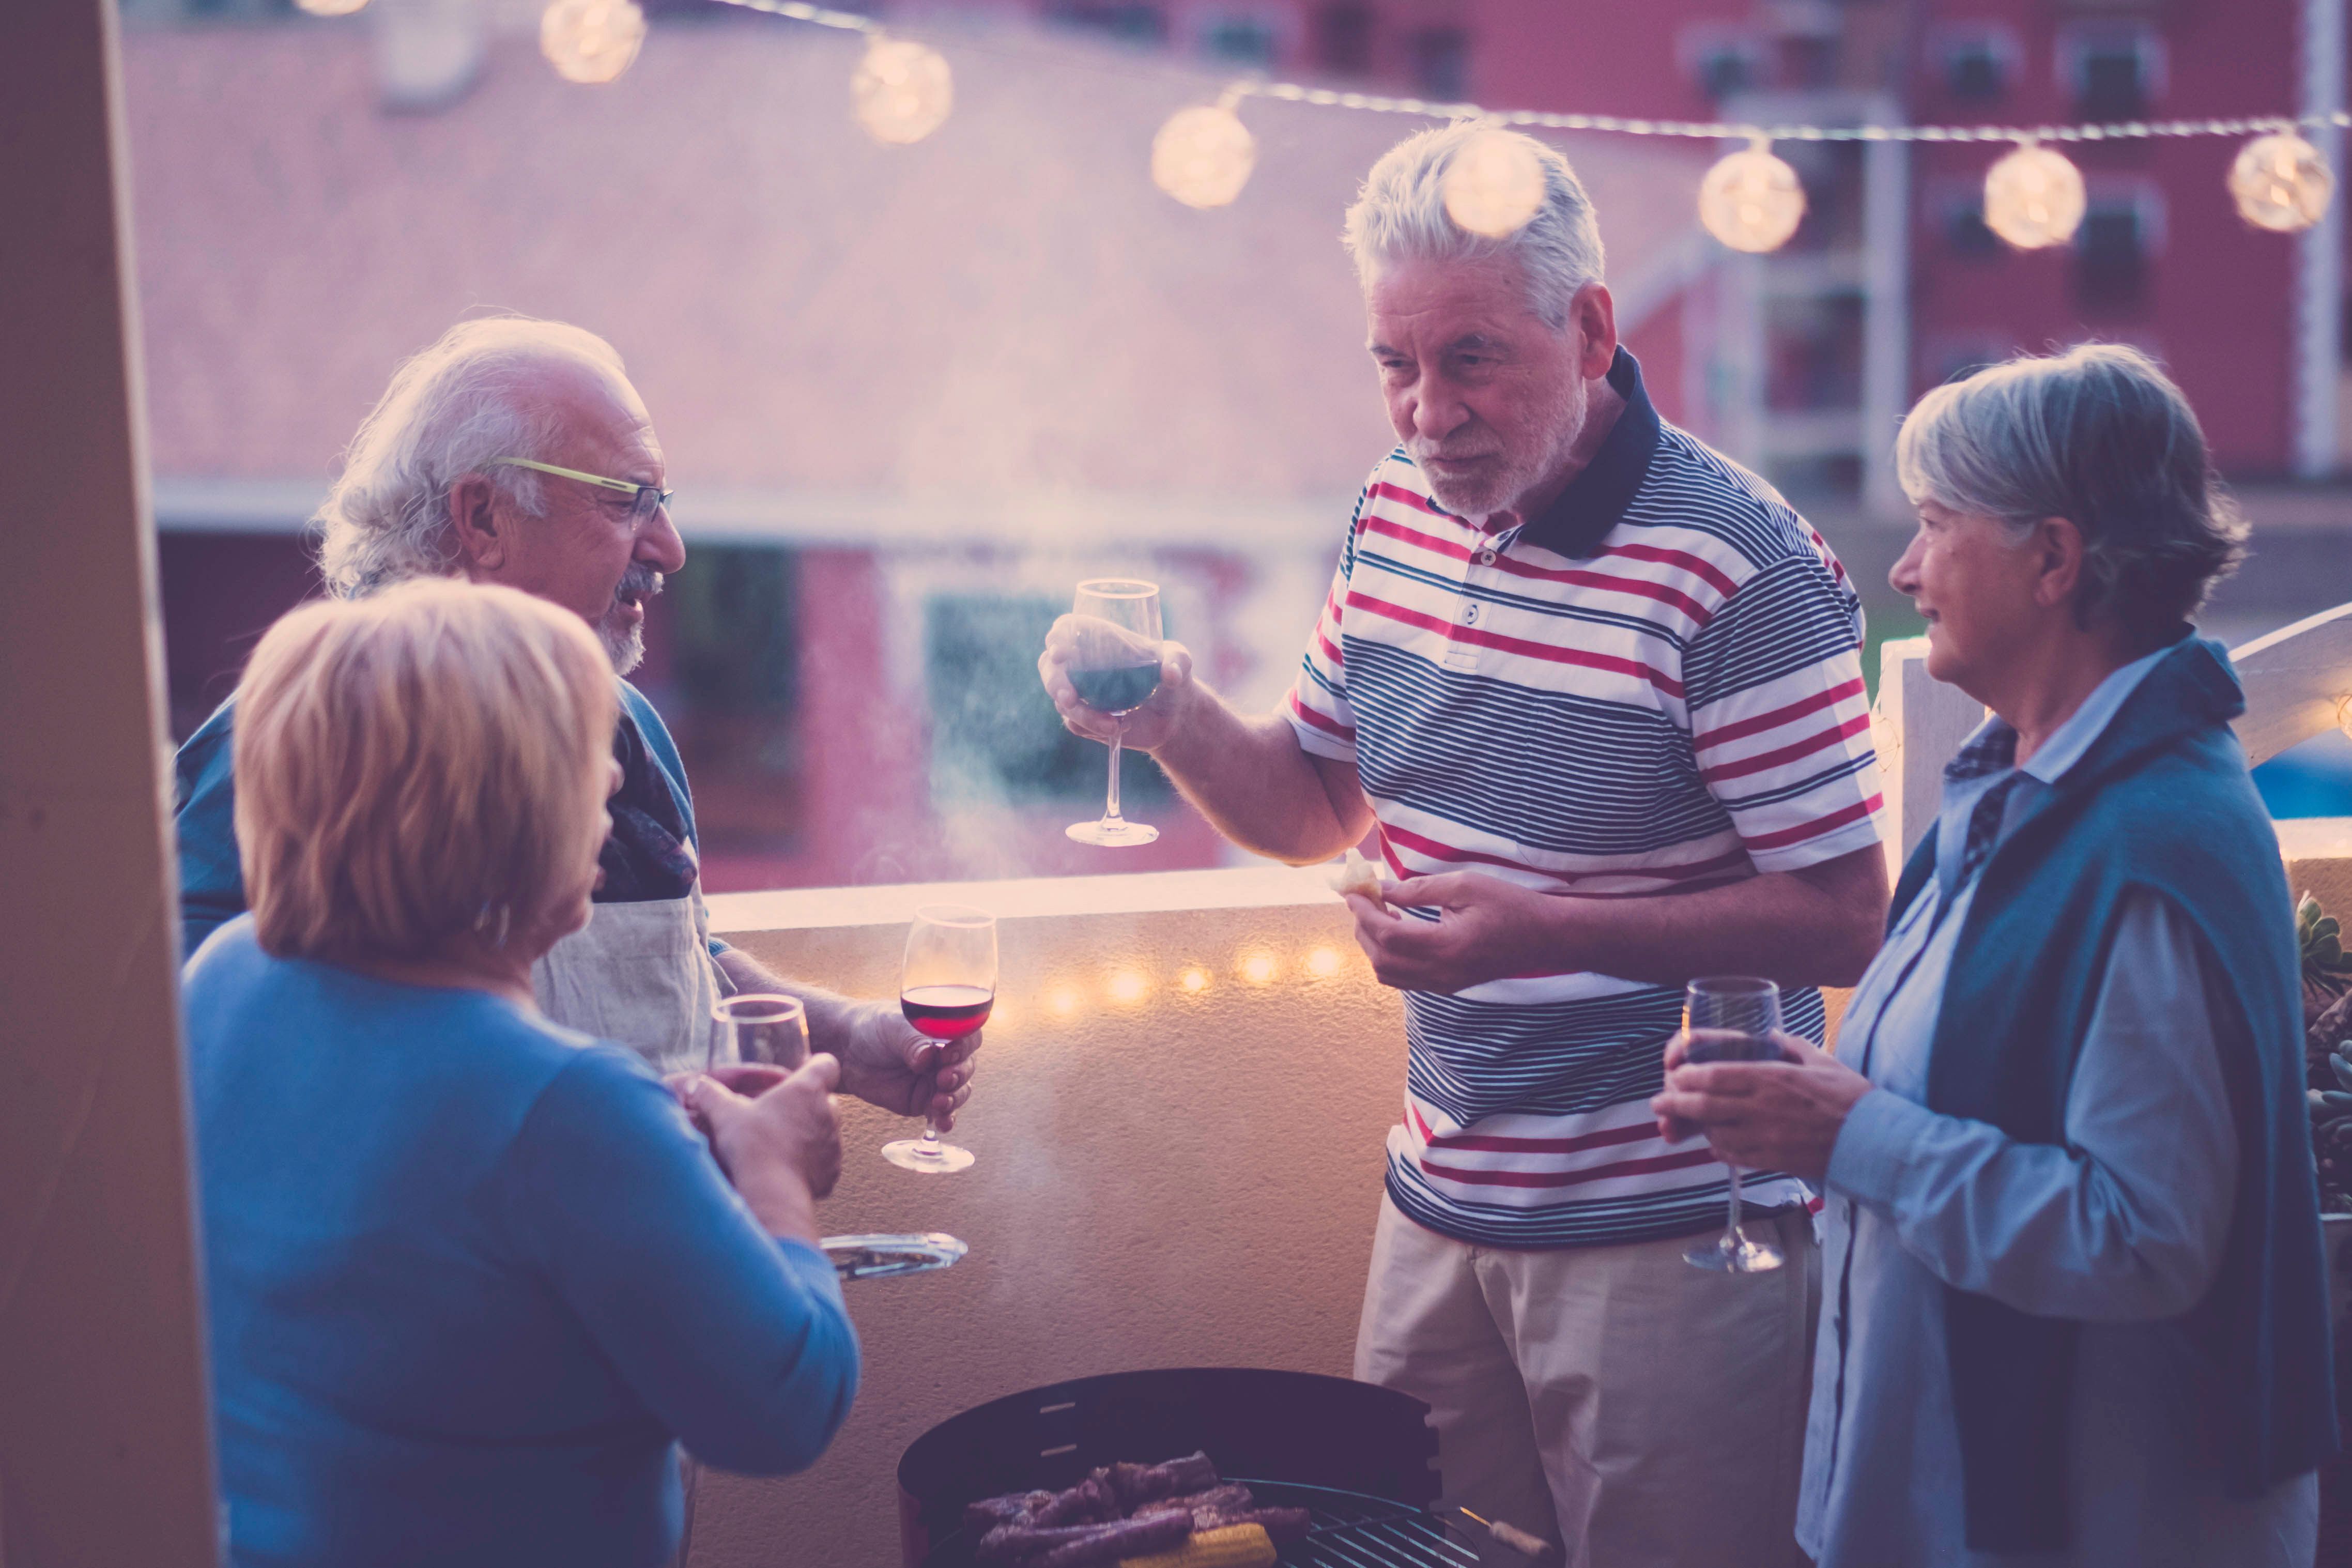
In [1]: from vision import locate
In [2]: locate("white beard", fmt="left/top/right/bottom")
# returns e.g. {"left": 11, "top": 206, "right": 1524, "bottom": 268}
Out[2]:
{"left": 1415, "top": 371, "right": 1592, "bottom": 521}
{"left": 597, "top": 613, "right": 644, "bottom": 677}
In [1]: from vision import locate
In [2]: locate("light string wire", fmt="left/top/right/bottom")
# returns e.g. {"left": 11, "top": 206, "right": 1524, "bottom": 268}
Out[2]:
{"left": 701, "top": 0, "right": 2344, "bottom": 147}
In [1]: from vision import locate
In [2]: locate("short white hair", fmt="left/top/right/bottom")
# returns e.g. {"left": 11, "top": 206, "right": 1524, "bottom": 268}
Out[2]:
{"left": 1343, "top": 123, "right": 1606, "bottom": 327}
{"left": 313, "top": 316, "right": 630, "bottom": 599}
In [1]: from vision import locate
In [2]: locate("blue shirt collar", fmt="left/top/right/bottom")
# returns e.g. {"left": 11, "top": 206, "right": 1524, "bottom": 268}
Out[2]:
{"left": 1515, "top": 347, "right": 1662, "bottom": 560}
{"left": 1943, "top": 641, "right": 2178, "bottom": 790}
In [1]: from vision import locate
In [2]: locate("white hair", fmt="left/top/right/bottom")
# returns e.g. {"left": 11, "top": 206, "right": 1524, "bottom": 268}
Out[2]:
{"left": 313, "top": 316, "right": 630, "bottom": 600}
{"left": 1342, "top": 123, "right": 1607, "bottom": 327}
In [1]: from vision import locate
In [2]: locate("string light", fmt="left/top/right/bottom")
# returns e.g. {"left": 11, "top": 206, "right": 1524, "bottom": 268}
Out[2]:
{"left": 1984, "top": 141, "right": 2085, "bottom": 250}
{"left": 295, "top": 0, "right": 368, "bottom": 16}
{"left": 1108, "top": 970, "right": 1149, "bottom": 1004}
{"left": 541, "top": 0, "right": 645, "bottom": 84}
{"left": 1698, "top": 137, "right": 1806, "bottom": 253}
{"left": 1048, "top": 986, "right": 1080, "bottom": 1018}
{"left": 2231, "top": 132, "right": 2335, "bottom": 233}
{"left": 1238, "top": 951, "right": 1278, "bottom": 985}
{"left": 1178, "top": 968, "right": 1210, "bottom": 995}
{"left": 1443, "top": 128, "right": 1546, "bottom": 238}
{"left": 853, "top": 35, "right": 952, "bottom": 146}
{"left": 1153, "top": 99, "right": 1257, "bottom": 209}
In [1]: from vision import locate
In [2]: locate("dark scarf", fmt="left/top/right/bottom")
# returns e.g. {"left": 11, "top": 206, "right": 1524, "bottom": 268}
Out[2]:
{"left": 1889, "top": 634, "right": 2338, "bottom": 1550}
{"left": 597, "top": 710, "right": 698, "bottom": 904}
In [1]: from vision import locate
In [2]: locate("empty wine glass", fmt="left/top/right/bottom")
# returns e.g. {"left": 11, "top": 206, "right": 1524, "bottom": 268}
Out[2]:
{"left": 1680, "top": 976, "right": 1788, "bottom": 1274}
{"left": 710, "top": 993, "right": 809, "bottom": 1074}
{"left": 1064, "top": 578, "right": 1162, "bottom": 848}
{"left": 882, "top": 904, "right": 995, "bottom": 1174}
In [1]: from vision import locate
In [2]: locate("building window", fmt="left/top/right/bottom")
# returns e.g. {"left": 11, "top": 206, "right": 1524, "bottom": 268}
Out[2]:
{"left": 1201, "top": 13, "right": 1278, "bottom": 67}
{"left": 1696, "top": 44, "right": 1755, "bottom": 101}
{"left": 1047, "top": 2, "right": 1168, "bottom": 48}
{"left": 1944, "top": 196, "right": 1999, "bottom": 257}
{"left": 1411, "top": 27, "right": 1469, "bottom": 99}
{"left": 1941, "top": 35, "right": 2010, "bottom": 101}
{"left": 2074, "top": 200, "right": 2147, "bottom": 312}
{"left": 1314, "top": 1, "right": 1372, "bottom": 73}
{"left": 665, "top": 545, "right": 803, "bottom": 859}
{"left": 2063, "top": 26, "right": 2161, "bottom": 121}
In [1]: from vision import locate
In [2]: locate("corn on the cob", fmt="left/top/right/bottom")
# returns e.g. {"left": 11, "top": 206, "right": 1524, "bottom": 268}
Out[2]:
{"left": 1116, "top": 1522, "right": 1278, "bottom": 1568}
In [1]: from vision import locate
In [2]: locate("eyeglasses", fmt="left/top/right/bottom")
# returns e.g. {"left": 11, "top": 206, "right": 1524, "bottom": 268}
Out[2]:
{"left": 489, "top": 457, "right": 674, "bottom": 527}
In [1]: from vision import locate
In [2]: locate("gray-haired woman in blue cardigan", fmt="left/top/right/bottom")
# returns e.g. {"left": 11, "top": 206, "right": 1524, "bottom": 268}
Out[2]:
{"left": 1653, "top": 343, "right": 2337, "bottom": 1566}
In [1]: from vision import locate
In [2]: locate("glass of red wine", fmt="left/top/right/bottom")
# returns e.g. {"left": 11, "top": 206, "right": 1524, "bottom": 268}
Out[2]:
{"left": 1064, "top": 578, "right": 1163, "bottom": 848}
{"left": 1680, "top": 976, "right": 1788, "bottom": 1274}
{"left": 882, "top": 904, "right": 995, "bottom": 1174}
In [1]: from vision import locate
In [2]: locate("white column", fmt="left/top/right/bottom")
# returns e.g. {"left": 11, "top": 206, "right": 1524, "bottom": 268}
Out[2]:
{"left": 1862, "top": 134, "right": 1912, "bottom": 515}
{"left": 0, "top": 2, "right": 220, "bottom": 1564}
{"left": 2297, "top": 0, "right": 2345, "bottom": 478}
{"left": 1872, "top": 638, "right": 1987, "bottom": 864}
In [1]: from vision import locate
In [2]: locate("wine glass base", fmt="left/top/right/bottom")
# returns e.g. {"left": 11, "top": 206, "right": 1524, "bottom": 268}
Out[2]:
{"left": 881, "top": 1138, "right": 976, "bottom": 1174}
{"left": 1065, "top": 819, "right": 1159, "bottom": 847}
{"left": 1684, "top": 1232, "right": 1785, "bottom": 1273}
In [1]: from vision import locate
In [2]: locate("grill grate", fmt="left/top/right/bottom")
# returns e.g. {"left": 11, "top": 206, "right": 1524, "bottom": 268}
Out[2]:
{"left": 920, "top": 1480, "right": 1477, "bottom": 1568}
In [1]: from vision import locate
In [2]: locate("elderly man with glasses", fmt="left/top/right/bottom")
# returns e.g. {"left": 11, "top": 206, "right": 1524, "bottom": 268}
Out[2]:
{"left": 173, "top": 314, "right": 977, "bottom": 1131}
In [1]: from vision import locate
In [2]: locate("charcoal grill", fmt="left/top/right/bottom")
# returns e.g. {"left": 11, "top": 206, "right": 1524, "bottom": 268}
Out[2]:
{"left": 898, "top": 1367, "right": 1475, "bottom": 1568}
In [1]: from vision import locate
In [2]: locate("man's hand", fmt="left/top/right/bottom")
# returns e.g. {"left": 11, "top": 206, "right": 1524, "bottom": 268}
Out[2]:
{"left": 1039, "top": 614, "right": 1195, "bottom": 752}
{"left": 1648, "top": 1034, "right": 1872, "bottom": 1181}
{"left": 1344, "top": 871, "right": 1554, "bottom": 993}
{"left": 835, "top": 999, "right": 979, "bottom": 1130}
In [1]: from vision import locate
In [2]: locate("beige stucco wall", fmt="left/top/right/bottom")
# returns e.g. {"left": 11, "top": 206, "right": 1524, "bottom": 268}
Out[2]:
{"left": 695, "top": 885, "right": 1403, "bottom": 1568}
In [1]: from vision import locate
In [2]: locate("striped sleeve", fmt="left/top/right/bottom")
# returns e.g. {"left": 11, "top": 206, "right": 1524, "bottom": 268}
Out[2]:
{"left": 1682, "top": 549, "right": 1885, "bottom": 873}
{"left": 1283, "top": 475, "right": 1374, "bottom": 761}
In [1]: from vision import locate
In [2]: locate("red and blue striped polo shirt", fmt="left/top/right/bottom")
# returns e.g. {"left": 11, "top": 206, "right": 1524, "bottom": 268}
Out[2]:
{"left": 1286, "top": 349, "right": 1885, "bottom": 1249}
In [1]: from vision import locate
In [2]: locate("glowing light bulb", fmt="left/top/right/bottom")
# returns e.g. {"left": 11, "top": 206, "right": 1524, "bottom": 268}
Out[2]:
{"left": 2231, "top": 132, "right": 2335, "bottom": 233}
{"left": 1178, "top": 968, "right": 1209, "bottom": 995}
{"left": 1983, "top": 142, "right": 2085, "bottom": 250}
{"left": 1048, "top": 986, "right": 1080, "bottom": 1018}
{"left": 1443, "top": 129, "right": 1546, "bottom": 239}
{"left": 1108, "top": 970, "right": 1149, "bottom": 1005}
{"left": 1305, "top": 947, "right": 1343, "bottom": 979}
{"left": 852, "top": 36, "right": 952, "bottom": 146}
{"left": 1152, "top": 103, "right": 1256, "bottom": 209}
{"left": 1698, "top": 140, "right": 1806, "bottom": 254}
{"left": 296, "top": 0, "right": 368, "bottom": 17}
{"left": 1239, "top": 951, "right": 1277, "bottom": 986}
{"left": 540, "top": 0, "right": 645, "bottom": 84}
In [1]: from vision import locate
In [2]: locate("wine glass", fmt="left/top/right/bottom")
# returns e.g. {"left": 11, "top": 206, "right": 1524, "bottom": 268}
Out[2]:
{"left": 882, "top": 904, "right": 995, "bottom": 1174}
{"left": 710, "top": 993, "right": 809, "bottom": 1074}
{"left": 1679, "top": 976, "right": 1788, "bottom": 1274}
{"left": 1064, "top": 578, "right": 1163, "bottom": 848}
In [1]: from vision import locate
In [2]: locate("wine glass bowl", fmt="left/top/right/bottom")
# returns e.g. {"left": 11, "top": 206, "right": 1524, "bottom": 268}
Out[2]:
{"left": 710, "top": 993, "right": 809, "bottom": 1073}
{"left": 883, "top": 904, "right": 996, "bottom": 1175}
{"left": 1065, "top": 578, "right": 1162, "bottom": 848}
{"left": 1680, "top": 976, "right": 1787, "bottom": 1274}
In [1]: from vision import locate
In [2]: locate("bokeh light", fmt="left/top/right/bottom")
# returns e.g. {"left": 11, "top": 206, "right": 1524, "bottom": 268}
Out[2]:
{"left": 852, "top": 35, "right": 952, "bottom": 146}
{"left": 295, "top": 0, "right": 370, "bottom": 17}
{"left": 1152, "top": 104, "right": 1256, "bottom": 209}
{"left": 1048, "top": 986, "right": 1080, "bottom": 1018}
{"left": 1698, "top": 141, "right": 1806, "bottom": 254}
{"left": 1108, "top": 970, "right": 1149, "bottom": 1004}
{"left": 540, "top": 0, "right": 647, "bottom": 85}
{"left": 1239, "top": 951, "right": 1278, "bottom": 985}
{"left": 2230, "top": 132, "right": 2335, "bottom": 233}
{"left": 1443, "top": 129, "right": 1546, "bottom": 239}
{"left": 1178, "top": 968, "right": 1210, "bottom": 995}
{"left": 1305, "top": 947, "right": 1343, "bottom": 978}
{"left": 1983, "top": 142, "right": 2085, "bottom": 250}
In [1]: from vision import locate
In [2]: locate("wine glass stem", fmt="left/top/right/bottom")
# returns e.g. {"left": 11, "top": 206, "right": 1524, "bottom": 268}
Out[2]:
{"left": 1103, "top": 726, "right": 1126, "bottom": 824}
{"left": 1725, "top": 1164, "right": 1746, "bottom": 1246}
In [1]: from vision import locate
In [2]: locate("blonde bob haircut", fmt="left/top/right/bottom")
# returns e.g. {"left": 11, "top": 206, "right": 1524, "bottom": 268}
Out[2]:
{"left": 234, "top": 579, "right": 617, "bottom": 962}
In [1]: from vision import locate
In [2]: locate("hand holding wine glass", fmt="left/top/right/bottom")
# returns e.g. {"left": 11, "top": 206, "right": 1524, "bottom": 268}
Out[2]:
{"left": 883, "top": 905, "right": 995, "bottom": 1174}
{"left": 1678, "top": 976, "right": 1788, "bottom": 1275}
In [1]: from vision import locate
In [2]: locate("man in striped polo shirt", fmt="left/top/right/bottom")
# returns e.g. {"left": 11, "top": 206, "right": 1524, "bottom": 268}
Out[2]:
{"left": 1041, "top": 124, "right": 1887, "bottom": 1566}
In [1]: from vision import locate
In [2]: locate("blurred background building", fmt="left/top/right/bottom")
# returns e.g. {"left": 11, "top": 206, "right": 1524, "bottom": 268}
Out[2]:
{"left": 123, "top": 0, "right": 2352, "bottom": 887}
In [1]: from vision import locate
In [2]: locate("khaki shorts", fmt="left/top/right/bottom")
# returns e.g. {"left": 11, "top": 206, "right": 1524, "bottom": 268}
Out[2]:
{"left": 1354, "top": 1196, "right": 1819, "bottom": 1568}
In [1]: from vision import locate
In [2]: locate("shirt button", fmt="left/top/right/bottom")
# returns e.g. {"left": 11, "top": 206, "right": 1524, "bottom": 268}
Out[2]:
{"left": 1462, "top": 604, "right": 1479, "bottom": 624}
{"left": 1477, "top": 549, "right": 1497, "bottom": 566}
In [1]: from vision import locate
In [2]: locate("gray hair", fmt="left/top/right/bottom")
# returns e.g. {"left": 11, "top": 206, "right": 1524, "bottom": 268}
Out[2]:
{"left": 313, "top": 316, "right": 629, "bottom": 599}
{"left": 1895, "top": 343, "right": 2246, "bottom": 645}
{"left": 1343, "top": 122, "right": 1606, "bottom": 328}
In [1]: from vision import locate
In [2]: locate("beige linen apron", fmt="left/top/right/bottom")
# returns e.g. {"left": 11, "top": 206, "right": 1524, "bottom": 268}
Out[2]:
{"left": 531, "top": 890, "right": 730, "bottom": 1074}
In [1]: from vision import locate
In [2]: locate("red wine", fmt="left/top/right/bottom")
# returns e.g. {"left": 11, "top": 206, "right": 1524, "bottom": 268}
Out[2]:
{"left": 1683, "top": 1027, "right": 1778, "bottom": 1064}
{"left": 901, "top": 984, "right": 993, "bottom": 1040}
{"left": 1070, "top": 662, "right": 1161, "bottom": 715}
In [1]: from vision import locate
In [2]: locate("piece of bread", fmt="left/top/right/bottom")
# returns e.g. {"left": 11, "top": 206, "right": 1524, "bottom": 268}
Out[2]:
{"left": 1328, "top": 847, "right": 1389, "bottom": 903}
